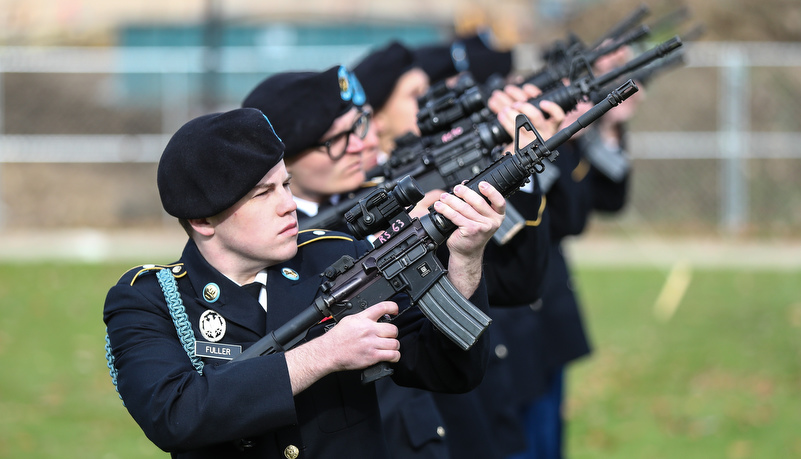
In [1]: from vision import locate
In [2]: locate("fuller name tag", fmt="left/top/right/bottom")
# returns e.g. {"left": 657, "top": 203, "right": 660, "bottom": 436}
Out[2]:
{"left": 195, "top": 341, "right": 242, "bottom": 360}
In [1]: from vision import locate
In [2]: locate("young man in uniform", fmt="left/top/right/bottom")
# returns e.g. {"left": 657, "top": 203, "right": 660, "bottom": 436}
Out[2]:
{"left": 103, "top": 106, "right": 506, "bottom": 458}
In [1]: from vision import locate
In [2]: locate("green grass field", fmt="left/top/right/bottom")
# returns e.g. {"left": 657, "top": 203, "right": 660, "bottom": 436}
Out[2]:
{"left": 567, "top": 267, "right": 801, "bottom": 458}
{"left": 0, "top": 262, "right": 799, "bottom": 458}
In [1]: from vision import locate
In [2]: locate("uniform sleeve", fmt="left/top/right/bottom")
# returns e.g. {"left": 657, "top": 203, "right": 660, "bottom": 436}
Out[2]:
{"left": 590, "top": 166, "right": 629, "bottom": 212}
{"left": 103, "top": 280, "right": 297, "bottom": 453}
{"left": 483, "top": 181, "right": 551, "bottom": 306}
{"left": 579, "top": 124, "right": 631, "bottom": 213}
{"left": 547, "top": 142, "right": 594, "bottom": 241}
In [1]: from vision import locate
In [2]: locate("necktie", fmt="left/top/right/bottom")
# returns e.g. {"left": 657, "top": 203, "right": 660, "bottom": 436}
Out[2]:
{"left": 243, "top": 282, "right": 263, "bottom": 299}
{"left": 243, "top": 270, "right": 268, "bottom": 312}
{"left": 317, "top": 199, "right": 334, "bottom": 213}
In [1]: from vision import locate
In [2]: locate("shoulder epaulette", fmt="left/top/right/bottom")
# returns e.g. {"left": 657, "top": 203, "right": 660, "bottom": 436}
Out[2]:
{"left": 525, "top": 195, "right": 548, "bottom": 227}
{"left": 297, "top": 229, "right": 355, "bottom": 248}
{"left": 571, "top": 158, "right": 591, "bottom": 183}
{"left": 120, "top": 263, "right": 187, "bottom": 286}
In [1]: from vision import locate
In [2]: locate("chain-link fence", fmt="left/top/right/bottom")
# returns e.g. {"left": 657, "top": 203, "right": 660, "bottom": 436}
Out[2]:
{"left": 1, "top": 41, "right": 799, "bottom": 237}
{"left": 617, "top": 42, "right": 801, "bottom": 238}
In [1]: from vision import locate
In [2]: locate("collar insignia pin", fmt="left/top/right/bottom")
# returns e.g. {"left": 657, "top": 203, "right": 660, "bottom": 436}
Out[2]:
{"left": 282, "top": 268, "right": 299, "bottom": 281}
{"left": 203, "top": 283, "right": 220, "bottom": 303}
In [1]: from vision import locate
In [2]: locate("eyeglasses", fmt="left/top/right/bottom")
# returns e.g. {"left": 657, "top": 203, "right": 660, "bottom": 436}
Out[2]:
{"left": 312, "top": 109, "right": 371, "bottom": 160}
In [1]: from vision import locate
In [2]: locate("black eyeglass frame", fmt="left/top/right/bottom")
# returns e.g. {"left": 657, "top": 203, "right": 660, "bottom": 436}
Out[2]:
{"left": 311, "top": 109, "right": 372, "bottom": 160}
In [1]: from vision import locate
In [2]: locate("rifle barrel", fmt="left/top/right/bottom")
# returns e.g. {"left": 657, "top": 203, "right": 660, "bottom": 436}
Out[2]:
{"left": 595, "top": 36, "right": 682, "bottom": 89}
{"left": 589, "top": 3, "right": 651, "bottom": 49}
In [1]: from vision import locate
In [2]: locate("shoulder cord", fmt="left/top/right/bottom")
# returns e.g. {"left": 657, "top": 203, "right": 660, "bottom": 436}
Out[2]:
{"left": 104, "top": 268, "right": 204, "bottom": 404}
{"left": 104, "top": 332, "right": 123, "bottom": 404}
{"left": 157, "top": 268, "right": 205, "bottom": 375}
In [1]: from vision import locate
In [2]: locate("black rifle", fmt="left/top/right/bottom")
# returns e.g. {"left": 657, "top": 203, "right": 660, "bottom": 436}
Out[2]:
{"left": 524, "top": 24, "right": 652, "bottom": 94}
{"left": 525, "top": 36, "right": 682, "bottom": 115}
{"left": 528, "top": 3, "right": 650, "bottom": 93}
{"left": 538, "top": 4, "right": 650, "bottom": 69}
{"left": 587, "top": 3, "right": 651, "bottom": 49}
{"left": 593, "top": 45, "right": 685, "bottom": 101}
{"left": 353, "top": 37, "right": 679, "bottom": 244}
{"left": 416, "top": 72, "right": 492, "bottom": 137}
{"left": 368, "top": 37, "right": 681, "bottom": 189}
{"left": 231, "top": 80, "right": 639, "bottom": 383}
{"left": 415, "top": 6, "right": 653, "bottom": 137}
{"left": 414, "top": 32, "right": 673, "bottom": 141}
{"left": 417, "top": 71, "right": 484, "bottom": 117}
{"left": 591, "top": 25, "right": 703, "bottom": 101}
{"left": 298, "top": 180, "right": 397, "bottom": 233}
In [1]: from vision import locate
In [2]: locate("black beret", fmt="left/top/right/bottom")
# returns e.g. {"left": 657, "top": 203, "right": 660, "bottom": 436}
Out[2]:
{"left": 414, "top": 33, "right": 513, "bottom": 85}
{"left": 462, "top": 34, "right": 513, "bottom": 84}
{"left": 157, "top": 107, "right": 285, "bottom": 219}
{"left": 353, "top": 41, "right": 417, "bottom": 112}
{"left": 242, "top": 65, "right": 365, "bottom": 159}
{"left": 413, "top": 43, "right": 457, "bottom": 86}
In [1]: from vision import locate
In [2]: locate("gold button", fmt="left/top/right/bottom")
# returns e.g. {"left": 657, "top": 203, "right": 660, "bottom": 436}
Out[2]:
{"left": 436, "top": 426, "right": 446, "bottom": 438}
{"left": 494, "top": 344, "right": 508, "bottom": 359}
{"left": 284, "top": 444, "right": 300, "bottom": 459}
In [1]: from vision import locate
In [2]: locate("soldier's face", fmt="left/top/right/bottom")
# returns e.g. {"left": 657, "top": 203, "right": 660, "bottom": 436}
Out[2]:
{"left": 210, "top": 160, "right": 299, "bottom": 267}
{"left": 286, "top": 107, "right": 367, "bottom": 202}
{"left": 373, "top": 67, "right": 429, "bottom": 151}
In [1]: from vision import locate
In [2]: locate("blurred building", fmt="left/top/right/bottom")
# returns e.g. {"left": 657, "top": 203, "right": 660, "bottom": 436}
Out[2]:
{"left": 0, "top": 0, "right": 540, "bottom": 46}
{"left": 0, "top": 0, "right": 800, "bottom": 238}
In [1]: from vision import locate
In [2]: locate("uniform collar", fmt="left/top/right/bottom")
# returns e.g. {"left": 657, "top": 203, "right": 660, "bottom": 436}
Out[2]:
{"left": 180, "top": 239, "right": 267, "bottom": 337}
{"left": 293, "top": 197, "right": 319, "bottom": 217}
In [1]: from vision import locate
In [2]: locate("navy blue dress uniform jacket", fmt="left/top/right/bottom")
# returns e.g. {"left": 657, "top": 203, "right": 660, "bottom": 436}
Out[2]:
{"left": 103, "top": 229, "right": 491, "bottom": 458}
{"left": 538, "top": 141, "right": 593, "bottom": 375}
{"left": 540, "top": 136, "right": 629, "bottom": 376}
{"left": 375, "top": 379, "right": 451, "bottom": 459}
{"left": 431, "top": 179, "right": 553, "bottom": 459}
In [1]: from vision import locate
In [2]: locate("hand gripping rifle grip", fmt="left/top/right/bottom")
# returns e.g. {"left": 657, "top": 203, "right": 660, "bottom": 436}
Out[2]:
{"left": 361, "top": 361, "right": 395, "bottom": 384}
